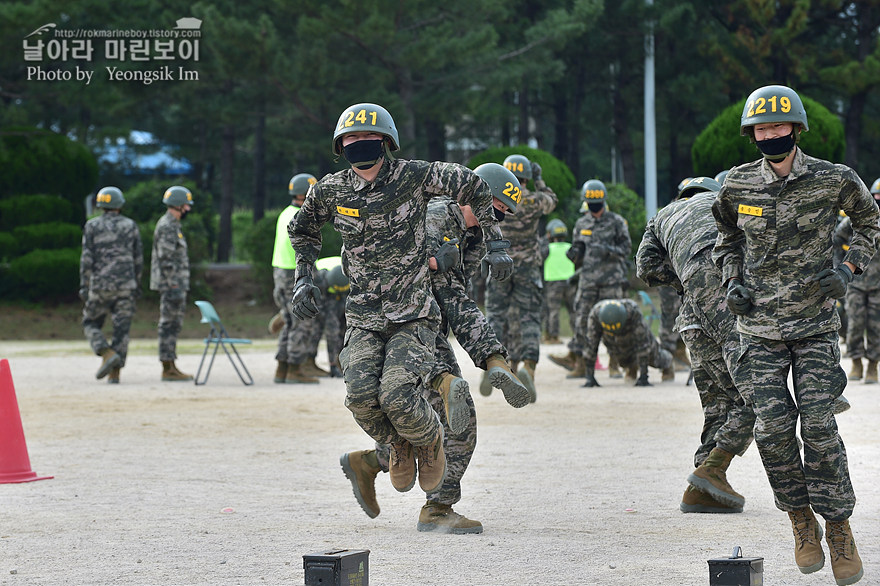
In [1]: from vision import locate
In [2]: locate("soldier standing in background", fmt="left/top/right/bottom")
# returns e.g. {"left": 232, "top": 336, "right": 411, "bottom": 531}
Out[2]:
{"left": 713, "top": 84, "right": 874, "bottom": 585}
{"left": 483, "top": 154, "right": 557, "bottom": 399}
{"left": 835, "top": 178, "right": 880, "bottom": 384}
{"left": 289, "top": 102, "right": 513, "bottom": 505}
{"left": 150, "top": 185, "right": 194, "bottom": 382}
{"left": 79, "top": 186, "right": 143, "bottom": 384}
{"left": 271, "top": 173, "right": 322, "bottom": 384}
{"left": 542, "top": 218, "right": 576, "bottom": 345}
{"left": 316, "top": 257, "right": 348, "bottom": 378}
{"left": 550, "top": 180, "right": 631, "bottom": 378}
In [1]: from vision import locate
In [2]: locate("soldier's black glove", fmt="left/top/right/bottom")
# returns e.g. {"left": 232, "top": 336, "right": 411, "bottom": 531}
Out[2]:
{"left": 816, "top": 265, "right": 853, "bottom": 299}
{"left": 566, "top": 241, "right": 585, "bottom": 264}
{"left": 531, "top": 161, "right": 542, "bottom": 182}
{"left": 481, "top": 239, "right": 514, "bottom": 281}
{"left": 433, "top": 238, "right": 460, "bottom": 273}
{"left": 290, "top": 275, "right": 322, "bottom": 320}
{"left": 78, "top": 287, "right": 88, "bottom": 302}
{"left": 726, "top": 278, "right": 753, "bottom": 316}
{"left": 635, "top": 365, "right": 651, "bottom": 387}
{"left": 582, "top": 369, "right": 600, "bottom": 388}
{"left": 165, "top": 287, "right": 185, "bottom": 301}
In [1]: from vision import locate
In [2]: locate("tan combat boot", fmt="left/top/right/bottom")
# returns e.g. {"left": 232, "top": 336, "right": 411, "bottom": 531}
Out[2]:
{"left": 826, "top": 519, "right": 863, "bottom": 585}
{"left": 268, "top": 311, "right": 285, "bottom": 334}
{"left": 624, "top": 365, "right": 638, "bottom": 385}
{"left": 566, "top": 356, "right": 586, "bottom": 379}
{"left": 680, "top": 485, "right": 742, "bottom": 514}
{"left": 434, "top": 372, "right": 469, "bottom": 435}
{"left": 274, "top": 360, "right": 288, "bottom": 384}
{"left": 545, "top": 336, "right": 562, "bottom": 345}
{"left": 389, "top": 440, "right": 417, "bottom": 492}
{"left": 285, "top": 363, "right": 319, "bottom": 384}
{"left": 302, "top": 356, "right": 330, "bottom": 378}
{"left": 162, "top": 360, "right": 193, "bottom": 382}
{"left": 518, "top": 360, "right": 538, "bottom": 403}
{"left": 662, "top": 366, "right": 676, "bottom": 381}
{"left": 415, "top": 428, "right": 446, "bottom": 493}
{"left": 864, "top": 360, "right": 877, "bottom": 384}
{"left": 339, "top": 450, "right": 382, "bottom": 519}
{"left": 107, "top": 366, "right": 121, "bottom": 384}
{"left": 788, "top": 508, "right": 825, "bottom": 574}
{"left": 485, "top": 354, "right": 531, "bottom": 408}
{"left": 849, "top": 358, "right": 863, "bottom": 381}
{"left": 674, "top": 342, "right": 691, "bottom": 371}
{"left": 417, "top": 501, "right": 483, "bottom": 534}
{"left": 548, "top": 351, "right": 578, "bottom": 371}
{"left": 97, "top": 348, "right": 122, "bottom": 380}
{"left": 607, "top": 355, "right": 620, "bottom": 378}
{"left": 686, "top": 447, "right": 745, "bottom": 508}
{"left": 509, "top": 361, "right": 520, "bottom": 377}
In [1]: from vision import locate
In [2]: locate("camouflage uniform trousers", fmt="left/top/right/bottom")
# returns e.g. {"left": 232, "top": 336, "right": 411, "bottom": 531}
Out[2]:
{"left": 486, "top": 262, "right": 543, "bottom": 363}
{"left": 609, "top": 334, "right": 672, "bottom": 372}
{"left": 733, "top": 331, "right": 854, "bottom": 520}
{"left": 569, "top": 283, "right": 626, "bottom": 355}
{"left": 338, "top": 317, "right": 442, "bottom": 448}
{"left": 272, "top": 268, "right": 323, "bottom": 365}
{"left": 843, "top": 285, "right": 880, "bottom": 362}
{"left": 658, "top": 286, "right": 682, "bottom": 354}
{"left": 543, "top": 279, "right": 576, "bottom": 340}
{"left": 82, "top": 289, "right": 136, "bottom": 366}
{"left": 158, "top": 291, "right": 186, "bottom": 361}
{"left": 323, "top": 295, "right": 347, "bottom": 366}
{"left": 679, "top": 327, "right": 754, "bottom": 467}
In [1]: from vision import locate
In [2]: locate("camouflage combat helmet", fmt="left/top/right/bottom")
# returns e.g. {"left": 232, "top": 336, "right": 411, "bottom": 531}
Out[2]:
{"left": 582, "top": 179, "right": 607, "bottom": 201}
{"left": 503, "top": 154, "right": 532, "bottom": 181}
{"left": 740, "top": 85, "right": 808, "bottom": 136}
{"left": 546, "top": 218, "right": 568, "bottom": 238}
{"left": 676, "top": 177, "right": 693, "bottom": 193}
{"left": 473, "top": 162, "right": 521, "bottom": 213}
{"left": 327, "top": 265, "right": 350, "bottom": 291}
{"left": 162, "top": 185, "right": 193, "bottom": 207}
{"left": 289, "top": 173, "right": 317, "bottom": 197}
{"left": 598, "top": 300, "right": 627, "bottom": 333}
{"left": 677, "top": 176, "right": 722, "bottom": 200}
{"left": 332, "top": 103, "right": 400, "bottom": 155}
{"left": 714, "top": 170, "right": 729, "bottom": 185}
{"left": 871, "top": 178, "right": 880, "bottom": 195}
{"left": 95, "top": 186, "right": 125, "bottom": 209}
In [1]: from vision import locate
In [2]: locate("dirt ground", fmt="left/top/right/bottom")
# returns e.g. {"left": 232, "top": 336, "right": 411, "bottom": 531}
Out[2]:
{"left": 1, "top": 337, "right": 877, "bottom": 586}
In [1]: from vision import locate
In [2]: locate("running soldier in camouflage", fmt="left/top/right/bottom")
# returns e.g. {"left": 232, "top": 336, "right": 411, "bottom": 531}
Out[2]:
{"left": 150, "top": 185, "right": 194, "bottom": 382}
{"left": 581, "top": 299, "right": 672, "bottom": 387}
{"left": 80, "top": 186, "right": 143, "bottom": 384}
{"left": 550, "top": 180, "right": 631, "bottom": 377}
{"left": 713, "top": 85, "right": 874, "bottom": 584}
{"left": 319, "top": 260, "right": 348, "bottom": 378}
{"left": 834, "top": 181, "right": 880, "bottom": 384}
{"left": 636, "top": 184, "right": 755, "bottom": 514}
{"left": 291, "top": 103, "right": 512, "bottom": 507}
{"left": 484, "top": 154, "right": 557, "bottom": 398}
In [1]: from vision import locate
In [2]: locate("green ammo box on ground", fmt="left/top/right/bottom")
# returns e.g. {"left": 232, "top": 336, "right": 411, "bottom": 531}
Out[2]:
{"left": 303, "top": 549, "right": 369, "bottom": 586}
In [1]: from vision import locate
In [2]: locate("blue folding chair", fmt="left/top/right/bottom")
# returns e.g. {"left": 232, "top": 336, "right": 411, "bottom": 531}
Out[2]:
{"left": 194, "top": 300, "right": 253, "bottom": 385}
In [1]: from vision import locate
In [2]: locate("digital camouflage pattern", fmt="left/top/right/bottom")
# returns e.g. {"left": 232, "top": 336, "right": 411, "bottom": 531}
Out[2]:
{"left": 834, "top": 216, "right": 880, "bottom": 362}
{"left": 289, "top": 159, "right": 503, "bottom": 331}
{"left": 80, "top": 211, "right": 143, "bottom": 364}
{"left": 657, "top": 285, "right": 682, "bottom": 354}
{"left": 712, "top": 149, "right": 880, "bottom": 341}
{"left": 543, "top": 279, "right": 577, "bottom": 340}
{"left": 272, "top": 267, "right": 322, "bottom": 365}
{"left": 157, "top": 294, "right": 186, "bottom": 361}
{"left": 583, "top": 298, "right": 671, "bottom": 373}
{"left": 322, "top": 280, "right": 348, "bottom": 368}
{"left": 498, "top": 182, "right": 557, "bottom": 264}
{"left": 711, "top": 148, "right": 878, "bottom": 521}
{"left": 636, "top": 191, "right": 755, "bottom": 465}
{"left": 150, "top": 211, "right": 189, "bottom": 292}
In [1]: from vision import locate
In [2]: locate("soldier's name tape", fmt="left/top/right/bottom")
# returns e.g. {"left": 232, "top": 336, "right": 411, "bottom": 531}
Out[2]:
{"left": 337, "top": 205, "right": 360, "bottom": 217}
{"left": 738, "top": 204, "right": 763, "bottom": 217}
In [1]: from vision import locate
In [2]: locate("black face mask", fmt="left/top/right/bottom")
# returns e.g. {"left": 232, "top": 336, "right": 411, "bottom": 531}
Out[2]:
{"left": 342, "top": 139, "right": 385, "bottom": 170}
{"left": 756, "top": 131, "right": 796, "bottom": 161}
{"left": 493, "top": 207, "right": 506, "bottom": 221}
{"left": 587, "top": 202, "right": 604, "bottom": 213}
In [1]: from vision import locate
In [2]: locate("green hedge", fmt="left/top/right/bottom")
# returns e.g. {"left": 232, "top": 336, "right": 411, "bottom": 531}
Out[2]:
{"left": 0, "top": 231, "right": 16, "bottom": 260}
{"left": 7, "top": 247, "right": 81, "bottom": 300}
{"left": 0, "top": 194, "right": 77, "bottom": 231}
{"left": 13, "top": 222, "right": 82, "bottom": 253}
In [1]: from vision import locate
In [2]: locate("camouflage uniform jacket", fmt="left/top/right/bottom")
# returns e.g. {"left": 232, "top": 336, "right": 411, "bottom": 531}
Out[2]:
{"left": 572, "top": 210, "right": 631, "bottom": 287}
{"left": 80, "top": 211, "right": 143, "bottom": 292}
{"left": 637, "top": 191, "right": 719, "bottom": 294}
{"left": 501, "top": 181, "right": 557, "bottom": 265}
{"left": 425, "top": 196, "right": 485, "bottom": 286}
{"left": 584, "top": 298, "right": 653, "bottom": 366}
{"left": 289, "top": 159, "right": 503, "bottom": 331}
{"left": 712, "top": 148, "right": 880, "bottom": 340}
{"left": 149, "top": 210, "right": 190, "bottom": 291}
{"left": 834, "top": 216, "right": 880, "bottom": 292}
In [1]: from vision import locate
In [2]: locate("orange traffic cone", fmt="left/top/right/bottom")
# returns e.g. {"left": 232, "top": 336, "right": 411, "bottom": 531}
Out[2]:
{"left": 0, "top": 359, "right": 53, "bottom": 483}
